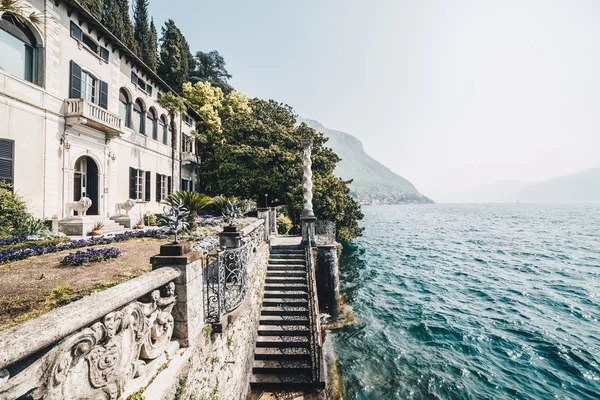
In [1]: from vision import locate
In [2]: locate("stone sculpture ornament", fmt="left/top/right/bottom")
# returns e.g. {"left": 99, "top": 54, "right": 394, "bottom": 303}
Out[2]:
{"left": 66, "top": 196, "right": 92, "bottom": 217}
{"left": 20, "top": 282, "right": 177, "bottom": 400}
{"left": 114, "top": 199, "right": 135, "bottom": 216}
{"left": 301, "top": 139, "right": 315, "bottom": 219}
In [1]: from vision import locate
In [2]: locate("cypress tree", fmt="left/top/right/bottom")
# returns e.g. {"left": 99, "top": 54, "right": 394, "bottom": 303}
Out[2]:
{"left": 83, "top": 0, "right": 104, "bottom": 20}
{"left": 133, "top": 0, "right": 151, "bottom": 60}
{"left": 119, "top": 0, "right": 137, "bottom": 53}
{"left": 148, "top": 18, "right": 158, "bottom": 71}
{"left": 158, "top": 19, "right": 189, "bottom": 92}
{"left": 102, "top": 0, "right": 124, "bottom": 40}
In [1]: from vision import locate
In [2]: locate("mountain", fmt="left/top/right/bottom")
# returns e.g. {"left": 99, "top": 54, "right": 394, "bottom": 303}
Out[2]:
{"left": 298, "top": 117, "right": 433, "bottom": 204}
{"left": 442, "top": 168, "right": 600, "bottom": 203}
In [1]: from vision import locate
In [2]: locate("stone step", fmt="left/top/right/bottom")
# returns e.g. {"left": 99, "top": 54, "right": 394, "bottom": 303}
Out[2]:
{"left": 265, "top": 278, "right": 306, "bottom": 285}
{"left": 270, "top": 245, "right": 303, "bottom": 250}
{"left": 266, "top": 271, "right": 306, "bottom": 278}
{"left": 259, "top": 315, "right": 309, "bottom": 326}
{"left": 252, "top": 360, "right": 311, "bottom": 375}
{"left": 256, "top": 336, "right": 310, "bottom": 347}
{"left": 258, "top": 325, "right": 310, "bottom": 337}
{"left": 261, "top": 306, "right": 309, "bottom": 317}
{"left": 249, "top": 373, "right": 312, "bottom": 391}
{"left": 262, "top": 298, "right": 308, "bottom": 307}
{"left": 263, "top": 291, "right": 308, "bottom": 299}
{"left": 270, "top": 253, "right": 305, "bottom": 259}
{"left": 254, "top": 346, "right": 311, "bottom": 360}
{"left": 269, "top": 259, "right": 307, "bottom": 265}
{"left": 264, "top": 284, "right": 308, "bottom": 292}
{"left": 267, "top": 265, "right": 306, "bottom": 271}
{"left": 269, "top": 249, "right": 305, "bottom": 255}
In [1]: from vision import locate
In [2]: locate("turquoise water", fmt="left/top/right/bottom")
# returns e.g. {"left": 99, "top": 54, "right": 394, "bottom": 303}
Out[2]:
{"left": 332, "top": 204, "right": 600, "bottom": 399}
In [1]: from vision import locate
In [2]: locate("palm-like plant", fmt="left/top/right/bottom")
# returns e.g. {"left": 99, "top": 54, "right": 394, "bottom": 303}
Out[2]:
{"left": 169, "top": 190, "right": 212, "bottom": 228}
{"left": 0, "top": 0, "right": 41, "bottom": 24}
{"left": 157, "top": 197, "right": 190, "bottom": 244}
{"left": 157, "top": 92, "right": 185, "bottom": 193}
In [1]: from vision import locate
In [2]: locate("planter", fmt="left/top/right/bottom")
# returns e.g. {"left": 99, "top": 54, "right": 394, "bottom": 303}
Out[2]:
{"left": 223, "top": 225, "right": 239, "bottom": 233}
{"left": 90, "top": 230, "right": 103, "bottom": 236}
{"left": 135, "top": 224, "right": 145, "bottom": 230}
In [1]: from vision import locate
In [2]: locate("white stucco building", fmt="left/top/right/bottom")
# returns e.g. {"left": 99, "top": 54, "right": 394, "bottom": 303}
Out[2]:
{"left": 0, "top": 0, "right": 201, "bottom": 224}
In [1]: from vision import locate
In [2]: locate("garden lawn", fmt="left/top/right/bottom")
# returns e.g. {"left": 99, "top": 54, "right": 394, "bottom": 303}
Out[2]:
{"left": 0, "top": 238, "right": 167, "bottom": 331}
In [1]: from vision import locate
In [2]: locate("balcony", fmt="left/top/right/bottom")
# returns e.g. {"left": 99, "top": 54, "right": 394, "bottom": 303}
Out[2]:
{"left": 181, "top": 151, "right": 200, "bottom": 165}
{"left": 64, "top": 99, "right": 121, "bottom": 135}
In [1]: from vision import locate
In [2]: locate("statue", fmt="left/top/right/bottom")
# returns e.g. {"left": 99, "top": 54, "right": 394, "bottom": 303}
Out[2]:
{"left": 65, "top": 197, "right": 92, "bottom": 217}
{"left": 115, "top": 199, "right": 135, "bottom": 216}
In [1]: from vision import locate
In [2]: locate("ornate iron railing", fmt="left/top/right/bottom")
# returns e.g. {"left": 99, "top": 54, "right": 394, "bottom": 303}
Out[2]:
{"left": 315, "top": 220, "right": 336, "bottom": 244}
{"left": 305, "top": 245, "right": 325, "bottom": 387}
{"left": 204, "top": 221, "right": 266, "bottom": 323}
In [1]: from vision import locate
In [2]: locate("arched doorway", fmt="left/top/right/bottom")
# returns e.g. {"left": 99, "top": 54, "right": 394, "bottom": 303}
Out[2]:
{"left": 74, "top": 156, "right": 99, "bottom": 215}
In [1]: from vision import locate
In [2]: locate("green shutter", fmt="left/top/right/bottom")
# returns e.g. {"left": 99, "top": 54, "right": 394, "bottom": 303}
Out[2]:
{"left": 129, "top": 167, "right": 137, "bottom": 199}
{"left": 0, "top": 139, "right": 14, "bottom": 186}
{"left": 145, "top": 171, "right": 151, "bottom": 201}
{"left": 99, "top": 80, "right": 108, "bottom": 109}
{"left": 156, "top": 173, "right": 161, "bottom": 202}
{"left": 69, "top": 61, "right": 82, "bottom": 99}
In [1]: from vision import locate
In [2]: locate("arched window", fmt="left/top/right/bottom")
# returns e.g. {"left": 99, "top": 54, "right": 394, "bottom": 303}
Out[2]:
{"left": 133, "top": 99, "right": 145, "bottom": 134}
{"left": 0, "top": 13, "right": 39, "bottom": 85}
{"left": 119, "top": 88, "right": 132, "bottom": 128}
{"left": 159, "top": 115, "right": 168, "bottom": 145}
{"left": 147, "top": 108, "right": 158, "bottom": 140}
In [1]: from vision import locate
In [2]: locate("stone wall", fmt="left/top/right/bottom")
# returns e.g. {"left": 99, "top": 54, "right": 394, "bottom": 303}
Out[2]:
{"left": 144, "top": 243, "right": 269, "bottom": 400}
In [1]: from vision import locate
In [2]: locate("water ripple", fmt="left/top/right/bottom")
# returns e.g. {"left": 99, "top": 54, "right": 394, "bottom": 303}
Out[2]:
{"left": 333, "top": 204, "right": 600, "bottom": 399}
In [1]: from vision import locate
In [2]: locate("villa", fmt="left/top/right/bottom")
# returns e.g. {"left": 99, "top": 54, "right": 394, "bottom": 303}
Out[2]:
{"left": 0, "top": 0, "right": 201, "bottom": 227}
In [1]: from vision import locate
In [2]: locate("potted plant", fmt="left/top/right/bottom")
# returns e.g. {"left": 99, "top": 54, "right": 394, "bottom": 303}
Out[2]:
{"left": 135, "top": 217, "right": 145, "bottom": 230}
{"left": 222, "top": 201, "right": 241, "bottom": 232}
{"left": 90, "top": 221, "right": 104, "bottom": 236}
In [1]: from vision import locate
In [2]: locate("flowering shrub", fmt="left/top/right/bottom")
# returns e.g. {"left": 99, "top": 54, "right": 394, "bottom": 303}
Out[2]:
{"left": 0, "top": 229, "right": 168, "bottom": 265}
{"left": 61, "top": 247, "right": 121, "bottom": 266}
{"left": 0, "top": 235, "right": 31, "bottom": 247}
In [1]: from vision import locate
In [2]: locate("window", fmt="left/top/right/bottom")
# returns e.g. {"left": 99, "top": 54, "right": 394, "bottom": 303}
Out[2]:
{"left": 159, "top": 115, "right": 168, "bottom": 145}
{"left": 156, "top": 173, "right": 169, "bottom": 202}
{"left": 81, "top": 71, "right": 96, "bottom": 103}
{"left": 70, "top": 21, "right": 109, "bottom": 63}
{"left": 133, "top": 99, "right": 145, "bottom": 134}
{"left": 0, "top": 139, "right": 14, "bottom": 186}
{"left": 69, "top": 61, "right": 108, "bottom": 109}
{"left": 119, "top": 88, "right": 132, "bottom": 128}
{"left": 129, "top": 168, "right": 150, "bottom": 201}
{"left": 147, "top": 108, "right": 158, "bottom": 140}
{"left": 0, "top": 13, "right": 38, "bottom": 84}
{"left": 131, "top": 71, "right": 151, "bottom": 93}
{"left": 182, "top": 113, "right": 193, "bottom": 126}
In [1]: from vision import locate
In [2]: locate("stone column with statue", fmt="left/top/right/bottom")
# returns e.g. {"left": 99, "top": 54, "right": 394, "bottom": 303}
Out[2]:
{"left": 301, "top": 139, "right": 316, "bottom": 246}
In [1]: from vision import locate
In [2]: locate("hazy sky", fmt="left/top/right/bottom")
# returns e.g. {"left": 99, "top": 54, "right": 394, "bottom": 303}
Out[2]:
{"left": 149, "top": 0, "right": 600, "bottom": 201}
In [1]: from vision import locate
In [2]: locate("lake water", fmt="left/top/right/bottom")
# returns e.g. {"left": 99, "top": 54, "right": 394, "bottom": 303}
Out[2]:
{"left": 332, "top": 204, "right": 600, "bottom": 399}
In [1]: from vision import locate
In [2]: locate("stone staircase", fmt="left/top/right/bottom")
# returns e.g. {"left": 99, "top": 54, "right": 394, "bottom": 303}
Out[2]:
{"left": 87, "top": 216, "right": 128, "bottom": 234}
{"left": 250, "top": 243, "right": 315, "bottom": 391}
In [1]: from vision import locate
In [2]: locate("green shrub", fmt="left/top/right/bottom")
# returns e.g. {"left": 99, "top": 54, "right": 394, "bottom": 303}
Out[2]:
{"left": 144, "top": 214, "right": 157, "bottom": 226}
{"left": 0, "top": 182, "right": 30, "bottom": 238}
{"left": 277, "top": 214, "right": 293, "bottom": 234}
{"left": 13, "top": 216, "right": 51, "bottom": 237}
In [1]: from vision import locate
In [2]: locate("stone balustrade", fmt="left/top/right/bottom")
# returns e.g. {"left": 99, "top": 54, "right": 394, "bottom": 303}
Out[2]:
{"left": 181, "top": 151, "right": 200, "bottom": 165}
{"left": 0, "top": 267, "right": 180, "bottom": 399}
{"left": 64, "top": 98, "right": 122, "bottom": 134}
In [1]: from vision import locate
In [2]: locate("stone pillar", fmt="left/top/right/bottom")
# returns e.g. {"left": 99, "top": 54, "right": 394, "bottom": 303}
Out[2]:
{"left": 257, "top": 208, "right": 270, "bottom": 241}
{"left": 269, "top": 207, "right": 277, "bottom": 235}
{"left": 218, "top": 228, "right": 242, "bottom": 249}
{"left": 150, "top": 242, "right": 204, "bottom": 347}
{"left": 300, "top": 139, "right": 316, "bottom": 246}
{"left": 316, "top": 244, "right": 341, "bottom": 315}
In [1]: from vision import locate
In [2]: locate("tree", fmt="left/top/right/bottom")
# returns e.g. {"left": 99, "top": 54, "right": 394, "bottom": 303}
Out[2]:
{"left": 157, "top": 20, "right": 190, "bottom": 92}
{"left": 102, "top": 0, "right": 124, "bottom": 43}
{"left": 82, "top": 0, "right": 104, "bottom": 20}
{"left": 195, "top": 95, "right": 363, "bottom": 241}
{"left": 0, "top": 0, "right": 40, "bottom": 23}
{"left": 190, "top": 50, "right": 234, "bottom": 94}
{"left": 133, "top": 0, "right": 155, "bottom": 67}
{"left": 157, "top": 92, "right": 185, "bottom": 193}
{"left": 119, "top": 0, "right": 137, "bottom": 53}
{"left": 148, "top": 18, "right": 158, "bottom": 71}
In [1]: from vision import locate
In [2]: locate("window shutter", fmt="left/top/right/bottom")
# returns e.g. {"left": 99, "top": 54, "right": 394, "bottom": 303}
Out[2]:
{"left": 0, "top": 139, "right": 14, "bottom": 186}
{"left": 129, "top": 167, "right": 136, "bottom": 199}
{"left": 131, "top": 71, "right": 138, "bottom": 85}
{"left": 145, "top": 171, "right": 151, "bottom": 201}
{"left": 70, "top": 21, "right": 82, "bottom": 41}
{"left": 156, "top": 173, "right": 161, "bottom": 202}
{"left": 100, "top": 47, "right": 109, "bottom": 63}
{"left": 69, "top": 61, "right": 82, "bottom": 99}
{"left": 167, "top": 176, "right": 172, "bottom": 195}
{"left": 99, "top": 80, "right": 108, "bottom": 109}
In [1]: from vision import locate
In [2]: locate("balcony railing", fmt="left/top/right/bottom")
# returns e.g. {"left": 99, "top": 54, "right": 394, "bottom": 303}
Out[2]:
{"left": 181, "top": 151, "right": 200, "bottom": 165}
{"left": 64, "top": 98, "right": 122, "bottom": 134}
